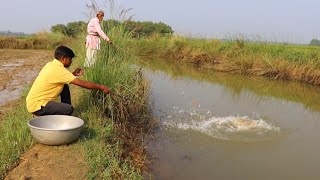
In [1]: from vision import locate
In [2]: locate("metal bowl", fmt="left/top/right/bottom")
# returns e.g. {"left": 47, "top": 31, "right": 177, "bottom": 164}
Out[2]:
{"left": 27, "top": 115, "right": 84, "bottom": 146}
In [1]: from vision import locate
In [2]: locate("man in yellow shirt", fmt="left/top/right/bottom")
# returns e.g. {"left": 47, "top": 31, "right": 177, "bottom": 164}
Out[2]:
{"left": 26, "top": 46, "right": 110, "bottom": 116}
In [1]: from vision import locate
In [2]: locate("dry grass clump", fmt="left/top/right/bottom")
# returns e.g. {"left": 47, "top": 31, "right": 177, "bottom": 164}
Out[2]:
{"left": 0, "top": 32, "right": 69, "bottom": 50}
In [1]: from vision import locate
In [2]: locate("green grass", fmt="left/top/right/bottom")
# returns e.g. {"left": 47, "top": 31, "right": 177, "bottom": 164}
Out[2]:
{"left": 74, "top": 95, "right": 143, "bottom": 180}
{"left": 0, "top": 94, "right": 34, "bottom": 179}
{"left": 131, "top": 35, "right": 320, "bottom": 65}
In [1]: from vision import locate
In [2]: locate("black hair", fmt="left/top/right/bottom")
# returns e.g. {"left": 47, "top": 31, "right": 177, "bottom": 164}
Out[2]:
{"left": 54, "top": 46, "right": 75, "bottom": 60}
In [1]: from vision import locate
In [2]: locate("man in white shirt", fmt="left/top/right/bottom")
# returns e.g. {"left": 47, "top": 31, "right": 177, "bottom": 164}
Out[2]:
{"left": 85, "top": 10, "right": 112, "bottom": 67}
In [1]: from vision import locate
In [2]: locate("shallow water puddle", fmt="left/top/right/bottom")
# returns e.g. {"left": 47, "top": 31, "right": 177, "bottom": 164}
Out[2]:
{"left": 0, "top": 57, "right": 43, "bottom": 106}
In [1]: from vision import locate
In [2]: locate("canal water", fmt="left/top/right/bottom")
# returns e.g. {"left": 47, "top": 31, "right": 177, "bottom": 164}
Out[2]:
{"left": 141, "top": 59, "right": 320, "bottom": 180}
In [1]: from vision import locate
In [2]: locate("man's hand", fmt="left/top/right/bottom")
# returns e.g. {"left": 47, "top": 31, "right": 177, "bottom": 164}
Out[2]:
{"left": 73, "top": 68, "right": 84, "bottom": 76}
{"left": 106, "top": 39, "right": 112, "bottom": 44}
{"left": 100, "top": 85, "right": 110, "bottom": 94}
{"left": 71, "top": 79, "right": 111, "bottom": 94}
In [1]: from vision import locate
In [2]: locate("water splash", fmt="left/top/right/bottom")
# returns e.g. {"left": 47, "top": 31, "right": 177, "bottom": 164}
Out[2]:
{"left": 163, "top": 107, "right": 281, "bottom": 142}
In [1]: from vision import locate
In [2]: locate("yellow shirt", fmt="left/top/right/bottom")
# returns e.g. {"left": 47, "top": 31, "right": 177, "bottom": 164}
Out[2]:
{"left": 26, "top": 59, "right": 76, "bottom": 113}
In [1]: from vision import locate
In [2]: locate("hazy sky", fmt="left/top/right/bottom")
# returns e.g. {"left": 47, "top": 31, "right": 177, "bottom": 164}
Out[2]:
{"left": 1, "top": 0, "right": 319, "bottom": 44}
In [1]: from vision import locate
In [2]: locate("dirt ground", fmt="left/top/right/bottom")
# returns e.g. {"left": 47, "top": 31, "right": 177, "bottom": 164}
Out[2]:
{"left": 1, "top": 49, "right": 88, "bottom": 179}
{"left": 5, "top": 144, "right": 87, "bottom": 180}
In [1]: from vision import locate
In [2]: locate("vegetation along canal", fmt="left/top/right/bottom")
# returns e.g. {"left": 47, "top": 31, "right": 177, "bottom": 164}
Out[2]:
{"left": 141, "top": 58, "right": 320, "bottom": 180}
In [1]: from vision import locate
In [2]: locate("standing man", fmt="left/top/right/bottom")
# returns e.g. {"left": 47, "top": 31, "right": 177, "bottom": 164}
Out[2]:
{"left": 85, "top": 10, "right": 112, "bottom": 67}
{"left": 26, "top": 46, "right": 110, "bottom": 116}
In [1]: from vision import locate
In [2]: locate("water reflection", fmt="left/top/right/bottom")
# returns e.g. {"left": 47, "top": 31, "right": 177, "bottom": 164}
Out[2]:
{"left": 142, "top": 58, "right": 320, "bottom": 112}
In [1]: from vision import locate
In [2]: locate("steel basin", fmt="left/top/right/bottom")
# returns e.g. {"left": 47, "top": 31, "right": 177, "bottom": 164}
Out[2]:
{"left": 27, "top": 115, "right": 84, "bottom": 146}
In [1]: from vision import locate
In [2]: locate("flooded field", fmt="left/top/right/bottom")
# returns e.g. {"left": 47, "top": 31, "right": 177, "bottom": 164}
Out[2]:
{"left": 0, "top": 49, "right": 51, "bottom": 106}
{"left": 142, "top": 59, "right": 320, "bottom": 180}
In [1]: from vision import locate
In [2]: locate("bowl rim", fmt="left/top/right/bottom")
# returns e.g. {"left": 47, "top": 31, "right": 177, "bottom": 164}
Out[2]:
{"left": 27, "top": 115, "right": 84, "bottom": 131}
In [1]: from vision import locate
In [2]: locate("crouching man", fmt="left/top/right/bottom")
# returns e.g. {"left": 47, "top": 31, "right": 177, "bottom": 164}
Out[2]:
{"left": 26, "top": 45, "right": 110, "bottom": 116}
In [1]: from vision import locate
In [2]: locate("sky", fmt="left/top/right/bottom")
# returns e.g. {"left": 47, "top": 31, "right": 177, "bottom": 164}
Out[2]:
{"left": 1, "top": 0, "right": 319, "bottom": 44}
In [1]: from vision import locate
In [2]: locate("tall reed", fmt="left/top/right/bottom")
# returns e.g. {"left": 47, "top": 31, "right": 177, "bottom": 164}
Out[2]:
{"left": 72, "top": 18, "right": 152, "bottom": 178}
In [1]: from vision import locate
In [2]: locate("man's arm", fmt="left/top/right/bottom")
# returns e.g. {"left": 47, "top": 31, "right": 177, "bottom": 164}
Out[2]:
{"left": 70, "top": 78, "right": 110, "bottom": 94}
{"left": 93, "top": 19, "right": 111, "bottom": 42}
{"left": 94, "top": 20, "right": 108, "bottom": 40}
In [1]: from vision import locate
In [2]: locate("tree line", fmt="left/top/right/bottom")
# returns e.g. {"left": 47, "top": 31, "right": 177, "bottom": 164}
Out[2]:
{"left": 50, "top": 20, "right": 174, "bottom": 38}
{"left": 0, "top": 31, "right": 29, "bottom": 36}
{"left": 309, "top": 39, "right": 320, "bottom": 46}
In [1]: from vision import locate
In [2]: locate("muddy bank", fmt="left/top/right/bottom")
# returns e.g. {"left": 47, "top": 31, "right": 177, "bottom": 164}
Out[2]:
{"left": 0, "top": 49, "right": 86, "bottom": 179}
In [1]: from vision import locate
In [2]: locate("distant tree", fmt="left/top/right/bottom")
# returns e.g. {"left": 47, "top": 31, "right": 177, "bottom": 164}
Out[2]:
{"left": 51, "top": 21, "right": 86, "bottom": 37}
{"left": 123, "top": 20, "right": 174, "bottom": 37}
{"left": 0, "top": 30, "right": 29, "bottom": 36}
{"left": 50, "top": 20, "right": 174, "bottom": 38}
{"left": 309, "top": 39, "right": 320, "bottom": 46}
{"left": 66, "top": 21, "right": 86, "bottom": 37}
{"left": 157, "top": 22, "right": 174, "bottom": 34}
{"left": 123, "top": 21, "right": 143, "bottom": 37}
{"left": 51, "top": 24, "right": 68, "bottom": 35}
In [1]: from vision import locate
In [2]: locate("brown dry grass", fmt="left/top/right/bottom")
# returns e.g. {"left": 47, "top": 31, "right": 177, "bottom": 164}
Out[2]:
{"left": 104, "top": 70, "right": 154, "bottom": 172}
{"left": 0, "top": 33, "right": 69, "bottom": 50}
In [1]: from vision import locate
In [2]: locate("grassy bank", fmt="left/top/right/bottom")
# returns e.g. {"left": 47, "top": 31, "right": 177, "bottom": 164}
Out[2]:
{"left": 130, "top": 35, "right": 320, "bottom": 85}
{"left": 0, "top": 96, "right": 33, "bottom": 179}
{"left": 69, "top": 24, "right": 152, "bottom": 179}
{"left": 1, "top": 28, "right": 152, "bottom": 179}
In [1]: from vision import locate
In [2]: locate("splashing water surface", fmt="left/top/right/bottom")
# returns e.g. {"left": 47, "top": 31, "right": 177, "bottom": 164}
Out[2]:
{"left": 163, "top": 106, "right": 280, "bottom": 142}
{"left": 142, "top": 59, "right": 320, "bottom": 180}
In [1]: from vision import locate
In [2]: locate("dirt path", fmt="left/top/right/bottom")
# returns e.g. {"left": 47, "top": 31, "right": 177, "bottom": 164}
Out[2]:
{"left": 5, "top": 144, "right": 87, "bottom": 180}
{"left": 1, "top": 49, "right": 88, "bottom": 179}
